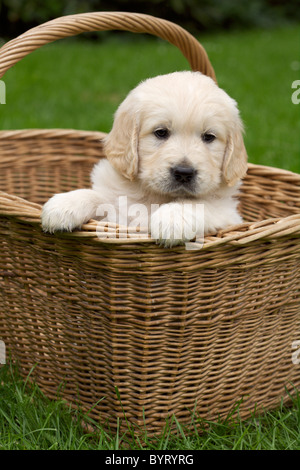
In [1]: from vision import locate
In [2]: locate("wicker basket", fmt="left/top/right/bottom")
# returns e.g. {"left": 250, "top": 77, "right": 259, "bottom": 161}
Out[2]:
{"left": 0, "top": 12, "right": 299, "bottom": 434}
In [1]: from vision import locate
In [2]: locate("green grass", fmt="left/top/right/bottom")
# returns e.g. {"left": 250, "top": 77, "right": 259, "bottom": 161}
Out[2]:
{"left": 1, "top": 25, "right": 300, "bottom": 173}
{"left": 0, "top": 363, "right": 299, "bottom": 450}
{"left": 0, "top": 26, "right": 300, "bottom": 450}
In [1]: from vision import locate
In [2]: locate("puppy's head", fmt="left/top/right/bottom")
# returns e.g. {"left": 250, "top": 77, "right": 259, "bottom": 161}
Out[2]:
{"left": 104, "top": 71, "right": 247, "bottom": 196}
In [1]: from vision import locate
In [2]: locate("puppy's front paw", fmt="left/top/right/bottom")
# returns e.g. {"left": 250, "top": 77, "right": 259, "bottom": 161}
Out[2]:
{"left": 41, "top": 190, "right": 100, "bottom": 233}
{"left": 150, "top": 203, "right": 201, "bottom": 247}
{"left": 42, "top": 194, "right": 83, "bottom": 233}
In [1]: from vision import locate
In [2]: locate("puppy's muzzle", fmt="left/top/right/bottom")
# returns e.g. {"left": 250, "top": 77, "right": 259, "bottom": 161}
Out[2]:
{"left": 171, "top": 166, "right": 197, "bottom": 184}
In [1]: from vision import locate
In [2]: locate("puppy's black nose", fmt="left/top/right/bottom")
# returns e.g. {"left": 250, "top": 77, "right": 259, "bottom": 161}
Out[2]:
{"left": 172, "top": 166, "right": 197, "bottom": 184}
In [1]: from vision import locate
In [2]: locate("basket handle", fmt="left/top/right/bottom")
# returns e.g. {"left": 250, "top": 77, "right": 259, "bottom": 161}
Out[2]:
{"left": 0, "top": 12, "right": 216, "bottom": 81}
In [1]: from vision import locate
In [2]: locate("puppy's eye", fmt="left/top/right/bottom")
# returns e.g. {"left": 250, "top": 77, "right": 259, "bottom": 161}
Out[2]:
{"left": 154, "top": 128, "right": 170, "bottom": 139}
{"left": 202, "top": 133, "right": 216, "bottom": 143}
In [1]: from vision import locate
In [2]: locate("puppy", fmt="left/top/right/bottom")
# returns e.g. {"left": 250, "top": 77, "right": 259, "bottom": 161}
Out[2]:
{"left": 41, "top": 71, "right": 247, "bottom": 247}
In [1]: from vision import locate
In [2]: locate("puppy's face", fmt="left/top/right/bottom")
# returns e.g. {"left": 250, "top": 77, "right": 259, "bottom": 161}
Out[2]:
{"left": 104, "top": 72, "right": 247, "bottom": 197}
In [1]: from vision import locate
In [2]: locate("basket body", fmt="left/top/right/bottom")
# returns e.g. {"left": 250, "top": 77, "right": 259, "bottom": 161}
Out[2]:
{"left": 0, "top": 130, "right": 299, "bottom": 433}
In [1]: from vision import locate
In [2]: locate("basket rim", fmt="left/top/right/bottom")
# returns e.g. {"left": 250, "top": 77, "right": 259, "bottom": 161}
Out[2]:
{"left": 0, "top": 128, "right": 299, "bottom": 249}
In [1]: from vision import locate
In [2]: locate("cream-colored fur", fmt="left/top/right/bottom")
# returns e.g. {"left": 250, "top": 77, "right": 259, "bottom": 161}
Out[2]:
{"left": 42, "top": 71, "right": 247, "bottom": 247}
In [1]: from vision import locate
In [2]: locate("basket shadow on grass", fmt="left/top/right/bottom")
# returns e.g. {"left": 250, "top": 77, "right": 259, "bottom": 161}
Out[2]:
{"left": 1, "top": 361, "right": 299, "bottom": 450}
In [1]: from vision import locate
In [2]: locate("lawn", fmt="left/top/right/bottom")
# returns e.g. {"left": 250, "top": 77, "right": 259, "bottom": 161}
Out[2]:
{"left": 0, "top": 24, "right": 299, "bottom": 450}
{"left": 0, "top": 364, "right": 299, "bottom": 450}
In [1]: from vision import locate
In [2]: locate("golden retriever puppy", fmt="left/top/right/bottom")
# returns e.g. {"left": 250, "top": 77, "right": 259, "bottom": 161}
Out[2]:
{"left": 41, "top": 71, "right": 247, "bottom": 247}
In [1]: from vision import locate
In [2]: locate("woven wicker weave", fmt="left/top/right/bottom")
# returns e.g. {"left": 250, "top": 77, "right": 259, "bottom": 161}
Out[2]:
{"left": 0, "top": 12, "right": 299, "bottom": 434}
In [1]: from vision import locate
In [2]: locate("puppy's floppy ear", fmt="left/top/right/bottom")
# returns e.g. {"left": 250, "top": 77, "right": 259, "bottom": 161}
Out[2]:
{"left": 103, "top": 105, "right": 139, "bottom": 181}
{"left": 222, "top": 123, "right": 248, "bottom": 187}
